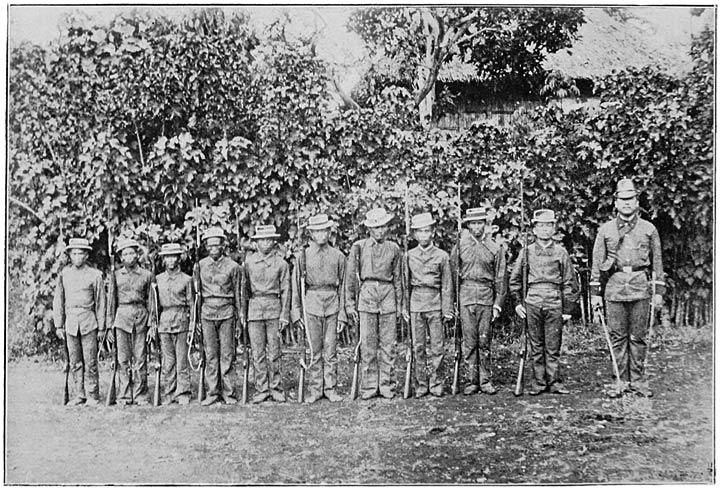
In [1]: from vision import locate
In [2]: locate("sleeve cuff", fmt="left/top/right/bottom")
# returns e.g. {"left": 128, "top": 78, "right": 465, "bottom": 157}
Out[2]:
{"left": 493, "top": 304, "right": 502, "bottom": 313}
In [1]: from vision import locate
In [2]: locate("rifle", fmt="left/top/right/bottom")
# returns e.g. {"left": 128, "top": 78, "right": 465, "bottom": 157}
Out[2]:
{"left": 57, "top": 216, "right": 70, "bottom": 405}
{"left": 402, "top": 185, "right": 414, "bottom": 400}
{"left": 349, "top": 235, "right": 362, "bottom": 400}
{"left": 237, "top": 212, "right": 251, "bottom": 405}
{"left": 105, "top": 209, "right": 118, "bottom": 406}
{"left": 188, "top": 210, "right": 206, "bottom": 402}
{"left": 451, "top": 183, "right": 463, "bottom": 395}
{"left": 513, "top": 179, "right": 530, "bottom": 397}
{"left": 296, "top": 216, "right": 314, "bottom": 403}
{"left": 145, "top": 231, "right": 162, "bottom": 407}
{"left": 645, "top": 272, "right": 657, "bottom": 375}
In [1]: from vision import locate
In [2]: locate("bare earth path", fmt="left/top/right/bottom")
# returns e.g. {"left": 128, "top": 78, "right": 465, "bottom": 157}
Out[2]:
{"left": 5, "top": 330, "right": 713, "bottom": 484}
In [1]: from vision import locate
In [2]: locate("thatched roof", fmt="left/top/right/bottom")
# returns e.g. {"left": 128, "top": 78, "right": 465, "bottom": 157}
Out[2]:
{"left": 544, "top": 7, "right": 713, "bottom": 79}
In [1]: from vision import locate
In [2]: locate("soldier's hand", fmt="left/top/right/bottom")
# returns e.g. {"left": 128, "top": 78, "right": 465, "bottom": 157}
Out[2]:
{"left": 590, "top": 295, "right": 603, "bottom": 311}
{"left": 562, "top": 314, "right": 571, "bottom": 322}
{"left": 652, "top": 294, "right": 663, "bottom": 308}
{"left": 492, "top": 306, "right": 501, "bottom": 321}
{"left": 55, "top": 327, "right": 65, "bottom": 341}
{"left": 294, "top": 319, "right": 305, "bottom": 331}
{"left": 279, "top": 319, "right": 289, "bottom": 332}
{"left": 442, "top": 315, "right": 454, "bottom": 331}
{"left": 515, "top": 304, "right": 526, "bottom": 319}
{"left": 349, "top": 310, "right": 359, "bottom": 326}
{"left": 98, "top": 329, "right": 107, "bottom": 346}
{"left": 146, "top": 326, "right": 158, "bottom": 344}
{"left": 401, "top": 310, "right": 410, "bottom": 324}
{"left": 337, "top": 320, "right": 346, "bottom": 334}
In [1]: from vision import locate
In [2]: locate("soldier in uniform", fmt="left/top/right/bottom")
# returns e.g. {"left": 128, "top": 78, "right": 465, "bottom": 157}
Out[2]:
{"left": 197, "top": 227, "right": 242, "bottom": 406}
{"left": 510, "top": 209, "right": 578, "bottom": 395}
{"left": 108, "top": 238, "right": 154, "bottom": 405}
{"left": 450, "top": 207, "right": 506, "bottom": 395}
{"left": 243, "top": 225, "right": 291, "bottom": 403}
{"left": 151, "top": 243, "right": 194, "bottom": 405}
{"left": 403, "top": 213, "right": 453, "bottom": 398}
{"left": 590, "top": 178, "right": 665, "bottom": 398}
{"left": 345, "top": 208, "right": 403, "bottom": 400}
{"left": 291, "top": 214, "right": 347, "bottom": 403}
{"left": 53, "top": 238, "right": 107, "bottom": 406}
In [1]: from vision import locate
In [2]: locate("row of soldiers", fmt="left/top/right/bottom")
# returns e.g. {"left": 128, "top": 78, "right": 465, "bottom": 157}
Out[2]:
{"left": 53, "top": 178, "right": 665, "bottom": 406}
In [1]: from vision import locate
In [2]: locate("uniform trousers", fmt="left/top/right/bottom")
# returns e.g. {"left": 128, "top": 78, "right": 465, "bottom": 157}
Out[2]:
{"left": 411, "top": 311, "right": 444, "bottom": 393}
{"left": 159, "top": 331, "right": 191, "bottom": 400}
{"left": 606, "top": 299, "right": 650, "bottom": 383}
{"left": 460, "top": 304, "right": 493, "bottom": 387}
{"left": 359, "top": 312, "right": 396, "bottom": 397}
{"left": 66, "top": 329, "right": 99, "bottom": 400}
{"left": 526, "top": 303, "right": 563, "bottom": 389}
{"left": 116, "top": 327, "right": 148, "bottom": 402}
{"left": 306, "top": 312, "right": 339, "bottom": 398}
{"left": 248, "top": 319, "right": 283, "bottom": 394}
{"left": 201, "top": 318, "right": 236, "bottom": 401}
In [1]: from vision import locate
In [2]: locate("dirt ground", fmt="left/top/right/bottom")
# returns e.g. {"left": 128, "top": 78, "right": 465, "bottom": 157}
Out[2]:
{"left": 4, "top": 324, "right": 714, "bottom": 484}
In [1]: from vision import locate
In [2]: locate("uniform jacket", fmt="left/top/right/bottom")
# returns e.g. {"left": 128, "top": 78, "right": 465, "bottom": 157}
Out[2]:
{"left": 449, "top": 229, "right": 507, "bottom": 309}
{"left": 197, "top": 255, "right": 242, "bottom": 321}
{"left": 243, "top": 248, "right": 290, "bottom": 322}
{"left": 405, "top": 243, "right": 453, "bottom": 316}
{"left": 108, "top": 265, "right": 154, "bottom": 333}
{"left": 590, "top": 214, "right": 665, "bottom": 302}
{"left": 156, "top": 269, "right": 193, "bottom": 333}
{"left": 53, "top": 264, "right": 106, "bottom": 336}
{"left": 344, "top": 237, "right": 402, "bottom": 315}
{"left": 509, "top": 240, "right": 579, "bottom": 312}
{"left": 290, "top": 242, "right": 347, "bottom": 322}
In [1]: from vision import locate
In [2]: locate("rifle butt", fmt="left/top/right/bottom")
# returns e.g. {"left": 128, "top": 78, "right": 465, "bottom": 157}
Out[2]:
{"left": 402, "top": 353, "right": 413, "bottom": 399}
{"left": 197, "top": 364, "right": 206, "bottom": 402}
{"left": 513, "top": 355, "right": 525, "bottom": 397}
{"left": 298, "top": 369, "right": 305, "bottom": 403}
{"left": 242, "top": 368, "right": 249, "bottom": 404}
{"left": 153, "top": 368, "right": 161, "bottom": 407}
{"left": 451, "top": 355, "right": 461, "bottom": 395}
{"left": 63, "top": 368, "right": 70, "bottom": 405}
{"left": 105, "top": 367, "right": 117, "bottom": 406}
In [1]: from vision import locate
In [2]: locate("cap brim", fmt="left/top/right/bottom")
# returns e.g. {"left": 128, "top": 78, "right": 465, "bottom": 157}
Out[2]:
{"left": 364, "top": 214, "right": 394, "bottom": 227}
{"left": 411, "top": 220, "right": 435, "bottom": 230}
{"left": 65, "top": 245, "right": 92, "bottom": 251}
{"left": 306, "top": 222, "right": 334, "bottom": 230}
{"left": 251, "top": 234, "right": 281, "bottom": 240}
{"left": 616, "top": 191, "right": 637, "bottom": 199}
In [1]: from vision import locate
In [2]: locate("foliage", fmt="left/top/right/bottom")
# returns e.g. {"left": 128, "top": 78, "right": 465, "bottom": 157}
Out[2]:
{"left": 348, "top": 6, "right": 585, "bottom": 118}
{"left": 7, "top": 10, "right": 713, "bottom": 357}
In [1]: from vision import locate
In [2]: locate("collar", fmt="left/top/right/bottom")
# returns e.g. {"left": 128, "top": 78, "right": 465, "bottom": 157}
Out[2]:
{"left": 617, "top": 213, "right": 638, "bottom": 227}
{"left": 120, "top": 265, "right": 141, "bottom": 274}
{"left": 308, "top": 241, "right": 328, "bottom": 253}
{"left": 535, "top": 240, "right": 553, "bottom": 250}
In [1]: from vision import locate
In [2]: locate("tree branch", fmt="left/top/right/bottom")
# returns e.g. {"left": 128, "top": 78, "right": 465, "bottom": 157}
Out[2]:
{"left": 9, "top": 196, "right": 43, "bottom": 221}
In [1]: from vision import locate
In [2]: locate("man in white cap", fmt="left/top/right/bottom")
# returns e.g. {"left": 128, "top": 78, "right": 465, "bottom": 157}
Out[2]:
{"left": 510, "top": 209, "right": 578, "bottom": 395}
{"left": 404, "top": 213, "right": 453, "bottom": 397}
{"left": 345, "top": 207, "right": 403, "bottom": 400}
{"left": 590, "top": 178, "right": 665, "bottom": 398}
{"left": 291, "top": 214, "right": 347, "bottom": 403}
{"left": 196, "top": 226, "right": 242, "bottom": 406}
{"left": 243, "top": 224, "right": 291, "bottom": 403}
{"left": 449, "top": 207, "right": 507, "bottom": 395}
{"left": 107, "top": 238, "right": 155, "bottom": 405}
{"left": 53, "top": 238, "right": 107, "bottom": 405}
{"left": 151, "top": 243, "right": 194, "bottom": 405}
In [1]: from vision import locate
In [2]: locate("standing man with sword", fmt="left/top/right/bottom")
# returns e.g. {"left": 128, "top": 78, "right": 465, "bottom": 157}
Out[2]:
{"left": 590, "top": 178, "right": 665, "bottom": 398}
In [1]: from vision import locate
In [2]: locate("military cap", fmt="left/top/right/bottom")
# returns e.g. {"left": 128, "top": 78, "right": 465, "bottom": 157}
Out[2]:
{"left": 251, "top": 224, "right": 281, "bottom": 240}
{"left": 532, "top": 209, "right": 556, "bottom": 223}
{"left": 158, "top": 243, "right": 185, "bottom": 256}
{"left": 363, "top": 207, "right": 394, "bottom": 228}
{"left": 306, "top": 214, "right": 334, "bottom": 231}
{"left": 65, "top": 237, "right": 92, "bottom": 251}
{"left": 202, "top": 227, "right": 226, "bottom": 242}
{"left": 615, "top": 178, "right": 638, "bottom": 199}
{"left": 116, "top": 238, "right": 141, "bottom": 253}
{"left": 410, "top": 212, "right": 435, "bottom": 230}
{"left": 463, "top": 207, "right": 489, "bottom": 222}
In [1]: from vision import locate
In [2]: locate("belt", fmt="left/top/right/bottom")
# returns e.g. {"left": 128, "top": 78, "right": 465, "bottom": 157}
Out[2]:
{"left": 161, "top": 305, "right": 188, "bottom": 310}
{"left": 614, "top": 265, "right": 648, "bottom": 274}
{"left": 67, "top": 306, "right": 94, "bottom": 311}
{"left": 412, "top": 285, "right": 440, "bottom": 292}
{"left": 462, "top": 279, "right": 493, "bottom": 286}
{"left": 118, "top": 301, "right": 144, "bottom": 306}
{"left": 307, "top": 285, "right": 337, "bottom": 291}
{"left": 251, "top": 293, "right": 279, "bottom": 298}
{"left": 361, "top": 278, "right": 392, "bottom": 284}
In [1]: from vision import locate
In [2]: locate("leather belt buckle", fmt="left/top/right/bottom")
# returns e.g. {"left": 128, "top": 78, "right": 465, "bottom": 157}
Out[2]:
{"left": 621, "top": 266, "right": 633, "bottom": 274}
